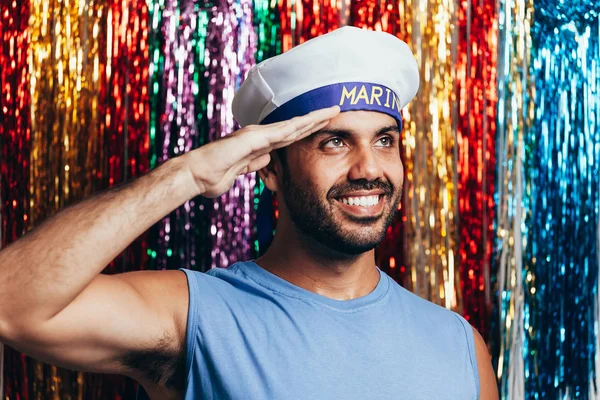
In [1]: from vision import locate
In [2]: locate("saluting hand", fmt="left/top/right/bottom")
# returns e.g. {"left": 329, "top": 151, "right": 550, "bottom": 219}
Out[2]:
{"left": 183, "top": 106, "right": 341, "bottom": 199}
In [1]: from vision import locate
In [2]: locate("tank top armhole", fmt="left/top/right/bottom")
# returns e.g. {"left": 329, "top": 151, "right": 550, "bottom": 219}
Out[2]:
{"left": 454, "top": 313, "right": 481, "bottom": 399}
{"left": 179, "top": 268, "right": 199, "bottom": 393}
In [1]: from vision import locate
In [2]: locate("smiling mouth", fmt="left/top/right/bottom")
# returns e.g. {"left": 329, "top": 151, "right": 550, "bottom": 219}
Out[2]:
{"left": 331, "top": 194, "right": 386, "bottom": 219}
{"left": 335, "top": 195, "right": 381, "bottom": 208}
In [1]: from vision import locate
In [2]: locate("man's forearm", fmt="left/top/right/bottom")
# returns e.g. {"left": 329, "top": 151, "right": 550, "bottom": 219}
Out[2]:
{"left": 0, "top": 155, "right": 199, "bottom": 331}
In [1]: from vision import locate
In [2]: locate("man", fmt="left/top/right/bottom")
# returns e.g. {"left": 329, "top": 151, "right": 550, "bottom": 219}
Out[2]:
{"left": 0, "top": 26, "right": 498, "bottom": 399}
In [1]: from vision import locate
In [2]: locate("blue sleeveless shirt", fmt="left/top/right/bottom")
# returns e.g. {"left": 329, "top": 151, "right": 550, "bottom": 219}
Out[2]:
{"left": 138, "top": 260, "right": 480, "bottom": 399}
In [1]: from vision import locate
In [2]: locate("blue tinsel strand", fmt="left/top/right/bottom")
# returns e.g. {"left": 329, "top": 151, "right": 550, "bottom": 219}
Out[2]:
{"left": 525, "top": 3, "right": 600, "bottom": 398}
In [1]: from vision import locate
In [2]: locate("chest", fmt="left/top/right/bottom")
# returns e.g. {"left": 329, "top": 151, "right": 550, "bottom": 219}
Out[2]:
{"left": 188, "top": 304, "right": 477, "bottom": 399}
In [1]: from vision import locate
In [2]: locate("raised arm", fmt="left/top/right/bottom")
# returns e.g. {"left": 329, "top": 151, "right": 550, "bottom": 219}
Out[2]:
{"left": 0, "top": 106, "right": 339, "bottom": 394}
{"left": 0, "top": 157, "right": 196, "bottom": 337}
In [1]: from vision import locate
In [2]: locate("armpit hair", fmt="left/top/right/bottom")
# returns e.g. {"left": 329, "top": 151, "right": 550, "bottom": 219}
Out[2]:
{"left": 122, "top": 331, "right": 187, "bottom": 393}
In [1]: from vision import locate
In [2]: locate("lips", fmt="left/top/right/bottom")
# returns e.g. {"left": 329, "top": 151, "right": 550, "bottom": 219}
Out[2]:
{"left": 334, "top": 194, "right": 385, "bottom": 217}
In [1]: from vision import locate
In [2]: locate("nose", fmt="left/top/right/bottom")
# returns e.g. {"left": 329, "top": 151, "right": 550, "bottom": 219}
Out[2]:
{"left": 347, "top": 146, "right": 385, "bottom": 182}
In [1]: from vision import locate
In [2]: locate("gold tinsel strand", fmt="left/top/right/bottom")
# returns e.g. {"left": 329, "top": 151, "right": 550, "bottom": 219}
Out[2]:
{"left": 401, "top": 0, "right": 461, "bottom": 310}
{"left": 29, "top": 0, "right": 103, "bottom": 397}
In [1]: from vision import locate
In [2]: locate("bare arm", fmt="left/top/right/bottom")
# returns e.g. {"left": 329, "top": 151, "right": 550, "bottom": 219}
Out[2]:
{"left": 0, "top": 106, "right": 339, "bottom": 386}
{"left": 0, "top": 156, "right": 196, "bottom": 334}
{"left": 472, "top": 327, "right": 499, "bottom": 400}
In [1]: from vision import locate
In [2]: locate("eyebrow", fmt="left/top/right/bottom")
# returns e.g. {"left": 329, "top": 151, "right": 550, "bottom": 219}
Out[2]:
{"left": 312, "top": 125, "right": 400, "bottom": 140}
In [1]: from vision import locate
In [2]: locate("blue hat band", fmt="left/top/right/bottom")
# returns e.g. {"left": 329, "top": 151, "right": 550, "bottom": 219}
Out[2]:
{"left": 259, "top": 82, "right": 403, "bottom": 130}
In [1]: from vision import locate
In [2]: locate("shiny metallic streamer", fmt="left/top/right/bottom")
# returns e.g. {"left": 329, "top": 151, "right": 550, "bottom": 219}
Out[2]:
{"left": 7, "top": 2, "right": 598, "bottom": 399}
{"left": 398, "top": 0, "right": 462, "bottom": 311}
{"left": 524, "top": 3, "right": 600, "bottom": 398}
{"left": 7, "top": 0, "right": 149, "bottom": 397}
{"left": 494, "top": 0, "right": 533, "bottom": 396}
{"left": 252, "top": 0, "right": 281, "bottom": 61}
{"left": 1, "top": 0, "right": 31, "bottom": 398}
{"left": 496, "top": 0, "right": 600, "bottom": 398}
{"left": 99, "top": 0, "right": 150, "bottom": 279}
{"left": 350, "top": 0, "right": 401, "bottom": 33}
{"left": 597, "top": 209, "right": 600, "bottom": 398}
{"left": 206, "top": 0, "right": 257, "bottom": 269}
{"left": 146, "top": 0, "right": 213, "bottom": 271}
{"left": 455, "top": 0, "right": 498, "bottom": 338}
{"left": 146, "top": 0, "right": 258, "bottom": 272}
{"left": 278, "top": 0, "right": 340, "bottom": 51}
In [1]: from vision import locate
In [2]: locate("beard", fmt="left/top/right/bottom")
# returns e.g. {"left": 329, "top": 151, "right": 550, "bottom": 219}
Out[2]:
{"left": 279, "top": 166, "right": 402, "bottom": 256}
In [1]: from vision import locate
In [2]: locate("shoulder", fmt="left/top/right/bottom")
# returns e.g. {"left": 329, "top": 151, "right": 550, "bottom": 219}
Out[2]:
{"left": 398, "top": 284, "right": 499, "bottom": 400}
{"left": 385, "top": 279, "right": 486, "bottom": 387}
{"left": 386, "top": 278, "right": 463, "bottom": 324}
{"left": 178, "top": 262, "right": 251, "bottom": 302}
{"left": 471, "top": 326, "right": 499, "bottom": 400}
{"left": 384, "top": 281, "right": 473, "bottom": 351}
{"left": 116, "top": 269, "right": 189, "bottom": 343}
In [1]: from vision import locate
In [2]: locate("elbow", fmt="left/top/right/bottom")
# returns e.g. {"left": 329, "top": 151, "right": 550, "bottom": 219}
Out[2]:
{"left": 0, "top": 312, "right": 40, "bottom": 345}
{"left": 0, "top": 314, "right": 16, "bottom": 344}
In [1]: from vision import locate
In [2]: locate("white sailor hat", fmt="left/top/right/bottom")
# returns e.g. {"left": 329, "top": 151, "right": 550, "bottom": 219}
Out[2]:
{"left": 232, "top": 26, "right": 419, "bottom": 130}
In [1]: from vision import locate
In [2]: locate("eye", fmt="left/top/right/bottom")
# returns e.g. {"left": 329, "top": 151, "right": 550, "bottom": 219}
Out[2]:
{"left": 376, "top": 136, "right": 395, "bottom": 147}
{"left": 322, "top": 137, "right": 345, "bottom": 148}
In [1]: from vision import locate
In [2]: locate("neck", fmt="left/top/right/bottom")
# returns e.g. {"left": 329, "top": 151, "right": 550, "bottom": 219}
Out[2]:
{"left": 254, "top": 218, "right": 380, "bottom": 301}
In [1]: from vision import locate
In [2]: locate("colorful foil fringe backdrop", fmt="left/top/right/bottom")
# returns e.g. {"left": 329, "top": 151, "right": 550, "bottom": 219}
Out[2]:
{"left": 1, "top": 0, "right": 599, "bottom": 398}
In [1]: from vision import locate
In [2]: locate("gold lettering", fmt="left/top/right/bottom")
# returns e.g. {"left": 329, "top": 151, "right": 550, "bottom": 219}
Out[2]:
{"left": 351, "top": 85, "right": 370, "bottom": 105}
{"left": 370, "top": 86, "right": 383, "bottom": 106}
{"left": 392, "top": 94, "right": 401, "bottom": 113}
{"left": 384, "top": 88, "right": 391, "bottom": 107}
{"left": 339, "top": 85, "right": 357, "bottom": 105}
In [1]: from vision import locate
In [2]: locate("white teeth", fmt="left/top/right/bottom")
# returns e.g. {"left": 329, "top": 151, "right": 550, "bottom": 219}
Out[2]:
{"left": 340, "top": 195, "right": 380, "bottom": 207}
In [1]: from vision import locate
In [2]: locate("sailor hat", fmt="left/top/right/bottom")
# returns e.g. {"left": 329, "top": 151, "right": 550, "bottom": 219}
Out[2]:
{"left": 232, "top": 25, "right": 420, "bottom": 130}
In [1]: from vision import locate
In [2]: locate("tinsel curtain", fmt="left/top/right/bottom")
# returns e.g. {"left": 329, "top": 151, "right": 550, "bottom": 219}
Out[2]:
{"left": 1, "top": 0, "right": 599, "bottom": 399}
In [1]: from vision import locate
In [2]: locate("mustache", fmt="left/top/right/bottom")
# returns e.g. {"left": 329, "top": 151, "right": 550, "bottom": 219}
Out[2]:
{"left": 329, "top": 179, "right": 394, "bottom": 198}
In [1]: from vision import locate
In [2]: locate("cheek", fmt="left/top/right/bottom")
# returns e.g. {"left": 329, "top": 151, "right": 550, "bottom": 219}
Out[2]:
{"left": 385, "top": 159, "right": 404, "bottom": 189}
{"left": 308, "top": 169, "right": 341, "bottom": 197}
{"left": 298, "top": 153, "right": 343, "bottom": 191}
{"left": 399, "top": 162, "right": 404, "bottom": 181}
{"left": 285, "top": 160, "right": 335, "bottom": 197}
{"left": 399, "top": 165, "right": 405, "bottom": 186}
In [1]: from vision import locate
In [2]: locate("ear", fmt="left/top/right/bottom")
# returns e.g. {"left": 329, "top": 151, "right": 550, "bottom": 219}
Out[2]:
{"left": 257, "top": 150, "right": 284, "bottom": 192}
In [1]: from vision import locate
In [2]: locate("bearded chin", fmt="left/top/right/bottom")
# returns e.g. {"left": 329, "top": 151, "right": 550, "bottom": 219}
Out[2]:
{"left": 280, "top": 180, "right": 402, "bottom": 257}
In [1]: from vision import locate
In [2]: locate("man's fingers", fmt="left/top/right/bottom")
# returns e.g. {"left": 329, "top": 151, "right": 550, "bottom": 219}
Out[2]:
{"left": 296, "top": 119, "right": 331, "bottom": 139}
{"left": 243, "top": 154, "right": 272, "bottom": 174}
{"left": 250, "top": 106, "right": 339, "bottom": 150}
{"left": 270, "top": 120, "right": 331, "bottom": 150}
{"left": 262, "top": 106, "right": 340, "bottom": 136}
{"left": 284, "top": 106, "right": 340, "bottom": 133}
